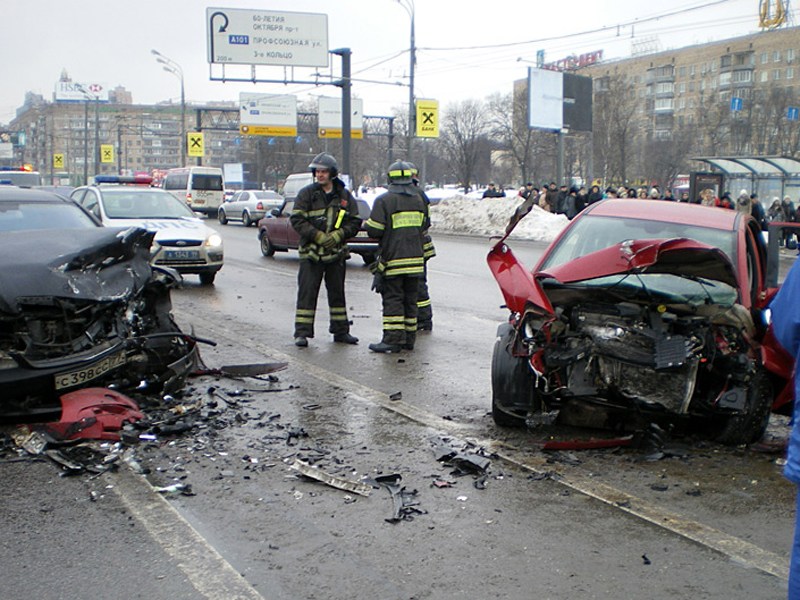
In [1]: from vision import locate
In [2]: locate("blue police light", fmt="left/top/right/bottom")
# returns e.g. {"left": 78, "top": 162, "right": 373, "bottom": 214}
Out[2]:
{"left": 94, "top": 175, "right": 154, "bottom": 185}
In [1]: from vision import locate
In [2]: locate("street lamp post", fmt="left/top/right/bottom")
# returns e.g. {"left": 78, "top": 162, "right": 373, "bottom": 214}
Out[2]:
{"left": 396, "top": 0, "right": 415, "bottom": 161}
{"left": 151, "top": 49, "right": 186, "bottom": 167}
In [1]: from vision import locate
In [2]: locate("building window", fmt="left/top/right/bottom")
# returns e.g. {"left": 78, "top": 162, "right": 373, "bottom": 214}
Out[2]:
{"left": 721, "top": 55, "right": 732, "bottom": 68}
{"left": 719, "top": 72, "right": 732, "bottom": 85}
{"left": 788, "top": 49, "right": 795, "bottom": 62}
{"left": 689, "top": 82, "right": 695, "bottom": 92}
{"left": 788, "top": 67, "right": 794, "bottom": 79}
{"left": 679, "top": 66, "right": 687, "bottom": 77}
{"left": 774, "top": 50, "right": 782, "bottom": 62}
{"left": 761, "top": 52, "right": 769, "bottom": 64}
{"left": 678, "top": 82, "right": 686, "bottom": 93}
{"left": 774, "top": 69, "right": 782, "bottom": 80}
{"left": 678, "top": 98, "right": 686, "bottom": 109}
{"left": 654, "top": 98, "right": 674, "bottom": 111}
{"left": 732, "top": 70, "right": 752, "bottom": 83}
{"left": 761, "top": 70, "right": 768, "bottom": 82}
{"left": 690, "top": 64, "right": 696, "bottom": 76}
{"left": 656, "top": 82, "right": 674, "bottom": 94}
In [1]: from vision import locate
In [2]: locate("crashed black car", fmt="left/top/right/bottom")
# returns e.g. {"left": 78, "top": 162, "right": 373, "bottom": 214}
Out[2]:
{"left": 0, "top": 187, "right": 197, "bottom": 418}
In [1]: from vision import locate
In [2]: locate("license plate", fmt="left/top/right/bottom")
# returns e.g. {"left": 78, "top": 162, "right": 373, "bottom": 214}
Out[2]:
{"left": 54, "top": 351, "right": 127, "bottom": 390}
{"left": 164, "top": 249, "right": 200, "bottom": 260}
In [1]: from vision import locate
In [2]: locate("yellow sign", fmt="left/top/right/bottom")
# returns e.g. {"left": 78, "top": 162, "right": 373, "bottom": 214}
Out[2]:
{"left": 240, "top": 124, "right": 298, "bottom": 137}
{"left": 317, "top": 128, "right": 364, "bottom": 140}
{"left": 100, "top": 144, "right": 114, "bottom": 164}
{"left": 53, "top": 153, "right": 65, "bottom": 169}
{"left": 187, "top": 132, "right": 205, "bottom": 157}
{"left": 416, "top": 99, "right": 439, "bottom": 138}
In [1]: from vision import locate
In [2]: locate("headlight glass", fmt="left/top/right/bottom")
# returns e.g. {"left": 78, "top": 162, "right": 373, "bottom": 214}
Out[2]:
{"left": 206, "top": 233, "right": 223, "bottom": 248}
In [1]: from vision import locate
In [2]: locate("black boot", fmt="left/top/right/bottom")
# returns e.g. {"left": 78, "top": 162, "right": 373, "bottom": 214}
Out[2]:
{"left": 369, "top": 341, "right": 402, "bottom": 353}
{"left": 333, "top": 333, "right": 359, "bottom": 344}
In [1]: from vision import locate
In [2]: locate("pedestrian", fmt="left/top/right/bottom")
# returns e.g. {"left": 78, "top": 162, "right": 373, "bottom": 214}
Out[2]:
{"left": 482, "top": 182, "right": 505, "bottom": 198}
{"left": 679, "top": 191, "right": 691, "bottom": 203}
{"left": 545, "top": 182, "right": 559, "bottom": 212}
{"left": 735, "top": 189, "right": 752, "bottom": 215}
{"left": 718, "top": 191, "right": 734, "bottom": 209}
{"left": 517, "top": 182, "right": 536, "bottom": 203}
{"left": 289, "top": 152, "right": 362, "bottom": 347}
{"left": 751, "top": 192, "right": 768, "bottom": 232}
{"left": 367, "top": 160, "right": 428, "bottom": 353}
{"left": 555, "top": 184, "right": 569, "bottom": 214}
{"left": 586, "top": 184, "right": 604, "bottom": 205}
{"left": 663, "top": 189, "right": 676, "bottom": 201}
{"left": 408, "top": 162, "right": 435, "bottom": 332}
{"left": 564, "top": 186, "right": 579, "bottom": 220}
{"left": 605, "top": 186, "right": 618, "bottom": 199}
{"left": 768, "top": 257, "right": 800, "bottom": 598}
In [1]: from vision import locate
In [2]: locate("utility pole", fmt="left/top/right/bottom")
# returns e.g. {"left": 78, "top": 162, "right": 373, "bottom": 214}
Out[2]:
{"left": 331, "top": 48, "right": 352, "bottom": 178}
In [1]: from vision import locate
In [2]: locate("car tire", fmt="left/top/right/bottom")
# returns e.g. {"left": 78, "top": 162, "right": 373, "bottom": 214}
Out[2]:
{"left": 218, "top": 209, "right": 228, "bottom": 225}
{"left": 199, "top": 271, "right": 217, "bottom": 285}
{"left": 260, "top": 233, "right": 275, "bottom": 257}
{"left": 243, "top": 211, "right": 252, "bottom": 227}
{"left": 491, "top": 322, "right": 534, "bottom": 427}
{"left": 714, "top": 369, "right": 773, "bottom": 445}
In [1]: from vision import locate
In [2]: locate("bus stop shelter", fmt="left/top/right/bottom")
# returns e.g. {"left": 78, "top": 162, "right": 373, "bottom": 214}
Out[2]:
{"left": 692, "top": 156, "right": 800, "bottom": 202}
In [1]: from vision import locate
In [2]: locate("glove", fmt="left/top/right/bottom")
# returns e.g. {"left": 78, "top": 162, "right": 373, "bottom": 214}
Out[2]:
{"left": 321, "top": 232, "right": 338, "bottom": 250}
{"left": 330, "top": 229, "right": 345, "bottom": 245}
{"left": 314, "top": 231, "right": 331, "bottom": 247}
{"left": 371, "top": 271, "right": 385, "bottom": 294}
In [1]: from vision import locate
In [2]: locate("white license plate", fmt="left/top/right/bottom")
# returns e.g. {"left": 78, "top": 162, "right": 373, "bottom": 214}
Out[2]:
{"left": 164, "top": 249, "right": 200, "bottom": 260}
{"left": 54, "top": 351, "right": 127, "bottom": 390}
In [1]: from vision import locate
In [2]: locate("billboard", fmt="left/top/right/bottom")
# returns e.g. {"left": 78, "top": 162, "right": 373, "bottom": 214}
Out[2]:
{"left": 55, "top": 81, "right": 110, "bottom": 103}
{"left": 207, "top": 8, "right": 328, "bottom": 67}
{"left": 317, "top": 96, "right": 363, "bottom": 139}
{"left": 527, "top": 68, "right": 592, "bottom": 133}
{"left": 239, "top": 93, "right": 298, "bottom": 136}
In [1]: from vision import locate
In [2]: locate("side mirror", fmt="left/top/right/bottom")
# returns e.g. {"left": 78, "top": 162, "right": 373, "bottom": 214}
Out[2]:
{"left": 270, "top": 208, "right": 281, "bottom": 217}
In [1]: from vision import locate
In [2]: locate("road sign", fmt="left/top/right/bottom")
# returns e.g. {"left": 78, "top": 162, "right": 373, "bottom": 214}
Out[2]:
{"left": 100, "top": 144, "right": 114, "bottom": 164}
{"left": 239, "top": 93, "right": 298, "bottom": 136}
{"left": 730, "top": 97, "right": 743, "bottom": 112}
{"left": 188, "top": 132, "right": 205, "bottom": 157}
{"left": 416, "top": 99, "right": 439, "bottom": 138}
{"left": 788, "top": 107, "right": 799, "bottom": 121}
{"left": 53, "top": 153, "right": 65, "bottom": 169}
{"left": 317, "top": 97, "right": 363, "bottom": 139}
{"left": 207, "top": 8, "right": 328, "bottom": 67}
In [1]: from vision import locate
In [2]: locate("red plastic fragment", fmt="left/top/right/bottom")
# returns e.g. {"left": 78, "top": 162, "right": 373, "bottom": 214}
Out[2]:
{"left": 541, "top": 436, "right": 634, "bottom": 451}
{"left": 44, "top": 388, "right": 144, "bottom": 441}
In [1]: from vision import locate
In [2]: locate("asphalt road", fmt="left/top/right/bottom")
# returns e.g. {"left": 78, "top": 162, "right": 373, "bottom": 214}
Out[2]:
{"left": 0, "top": 223, "right": 794, "bottom": 600}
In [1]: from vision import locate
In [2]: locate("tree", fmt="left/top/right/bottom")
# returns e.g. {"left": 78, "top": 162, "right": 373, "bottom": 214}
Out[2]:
{"left": 439, "top": 99, "right": 488, "bottom": 192}
{"left": 591, "top": 71, "right": 639, "bottom": 185}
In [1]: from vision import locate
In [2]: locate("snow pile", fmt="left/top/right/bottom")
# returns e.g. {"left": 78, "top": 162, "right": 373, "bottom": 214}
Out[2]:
{"left": 428, "top": 194, "right": 568, "bottom": 243}
{"left": 355, "top": 186, "right": 569, "bottom": 244}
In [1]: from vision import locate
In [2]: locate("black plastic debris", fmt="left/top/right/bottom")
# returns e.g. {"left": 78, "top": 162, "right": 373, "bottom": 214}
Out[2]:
{"left": 375, "top": 474, "right": 426, "bottom": 523}
{"left": 642, "top": 554, "right": 652, "bottom": 565}
{"left": 389, "top": 391, "right": 402, "bottom": 401}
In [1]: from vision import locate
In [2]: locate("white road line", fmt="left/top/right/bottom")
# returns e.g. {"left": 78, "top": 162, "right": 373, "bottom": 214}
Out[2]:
{"left": 109, "top": 467, "right": 264, "bottom": 600}
{"left": 184, "top": 314, "right": 792, "bottom": 581}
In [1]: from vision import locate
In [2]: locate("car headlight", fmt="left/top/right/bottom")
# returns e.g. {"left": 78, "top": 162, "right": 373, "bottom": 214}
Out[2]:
{"left": 205, "top": 233, "right": 223, "bottom": 248}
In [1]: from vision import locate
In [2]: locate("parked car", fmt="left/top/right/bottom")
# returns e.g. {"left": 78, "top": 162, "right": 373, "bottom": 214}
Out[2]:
{"left": 0, "top": 186, "right": 197, "bottom": 417}
{"left": 71, "top": 176, "right": 224, "bottom": 285}
{"left": 488, "top": 198, "right": 795, "bottom": 445}
{"left": 257, "top": 196, "right": 378, "bottom": 265}
{"left": 218, "top": 190, "right": 283, "bottom": 226}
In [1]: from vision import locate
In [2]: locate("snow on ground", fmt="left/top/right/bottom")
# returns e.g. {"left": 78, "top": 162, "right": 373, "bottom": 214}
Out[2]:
{"left": 355, "top": 186, "right": 569, "bottom": 244}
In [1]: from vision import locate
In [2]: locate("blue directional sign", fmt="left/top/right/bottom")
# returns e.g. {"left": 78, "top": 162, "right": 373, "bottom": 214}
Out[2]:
{"left": 788, "top": 106, "right": 800, "bottom": 121}
{"left": 730, "top": 97, "right": 743, "bottom": 112}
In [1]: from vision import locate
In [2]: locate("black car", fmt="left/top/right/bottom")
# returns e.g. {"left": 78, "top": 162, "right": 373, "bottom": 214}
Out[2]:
{"left": 0, "top": 187, "right": 197, "bottom": 418}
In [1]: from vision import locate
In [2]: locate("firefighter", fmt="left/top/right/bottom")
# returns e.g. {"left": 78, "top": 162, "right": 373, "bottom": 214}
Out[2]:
{"left": 366, "top": 160, "right": 429, "bottom": 353}
{"left": 407, "top": 162, "right": 435, "bottom": 331}
{"left": 290, "top": 152, "right": 362, "bottom": 347}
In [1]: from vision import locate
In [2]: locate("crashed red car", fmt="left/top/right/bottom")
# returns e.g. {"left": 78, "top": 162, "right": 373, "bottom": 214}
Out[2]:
{"left": 488, "top": 199, "right": 794, "bottom": 445}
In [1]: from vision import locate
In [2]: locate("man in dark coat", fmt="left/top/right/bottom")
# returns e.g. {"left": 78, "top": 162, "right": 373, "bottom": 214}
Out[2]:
{"left": 289, "top": 153, "right": 362, "bottom": 347}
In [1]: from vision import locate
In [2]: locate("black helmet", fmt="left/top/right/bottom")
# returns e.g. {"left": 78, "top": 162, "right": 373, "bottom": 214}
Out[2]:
{"left": 308, "top": 152, "right": 338, "bottom": 177}
{"left": 387, "top": 160, "right": 414, "bottom": 184}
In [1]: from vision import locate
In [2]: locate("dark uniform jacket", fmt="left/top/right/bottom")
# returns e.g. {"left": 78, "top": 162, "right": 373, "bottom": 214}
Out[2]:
{"left": 290, "top": 179, "right": 361, "bottom": 263}
{"left": 366, "top": 184, "right": 429, "bottom": 277}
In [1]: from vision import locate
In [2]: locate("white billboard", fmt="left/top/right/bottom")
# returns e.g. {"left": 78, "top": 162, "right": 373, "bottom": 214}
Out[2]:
{"left": 207, "top": 8, "right": 328, "bottom": 67}
{"left": 239, "top": 93, "right": 298, "bottom": 136}
{"left": 527, "top": 68, "right": 563, "bottom": 131}
{"left": 54, "top": 81, "right": 110, "bottom": 103}
{"left": 317, "top": 96, "right": 363, "bottom": 139}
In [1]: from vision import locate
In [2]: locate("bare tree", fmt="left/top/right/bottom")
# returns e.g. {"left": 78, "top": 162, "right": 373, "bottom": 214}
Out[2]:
{"left": 693, "top": 91, "right": 730, "bottom": 155}
{"left": 439, "top": 99, "right": 488, "bottom": 192}
{"left": 591, "top": 71, "right": 639, "bottom": 185}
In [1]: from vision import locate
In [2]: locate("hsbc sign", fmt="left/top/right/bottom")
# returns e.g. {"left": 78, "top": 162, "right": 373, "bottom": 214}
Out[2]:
{"left": 54, "top": 81, "right": 110, "bottom": 103}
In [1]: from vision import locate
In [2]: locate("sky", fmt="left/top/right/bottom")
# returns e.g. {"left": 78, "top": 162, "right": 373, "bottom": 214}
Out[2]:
{"left": 2, "top": 0, "right": 796, "bottom": 124}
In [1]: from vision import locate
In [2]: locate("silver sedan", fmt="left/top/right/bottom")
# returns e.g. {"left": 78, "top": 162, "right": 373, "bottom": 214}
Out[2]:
{"left": 218, "top": 190, "right": 283, "bottom": 227}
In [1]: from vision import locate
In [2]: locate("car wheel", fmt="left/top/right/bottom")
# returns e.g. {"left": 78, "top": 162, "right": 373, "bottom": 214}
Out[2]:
{"left": 218, "top": 209, "right": 228, "bottom": 225}
{"left": 199, "top": 271, "right": 217, "bottom": 285}
{"left": 360, "top": 252, "right": 377, "bottom": 265}
{"left": 491, "top": 322, "right": 534, "bottom": 427}
{"left": 243, "top": 211, "right": 252, "bottom": 227}
{"left": 260, "top": 232, "right": 275, "bottom": 257}
{"left": 714, "top": 369, "right": 773, "bottom": 445}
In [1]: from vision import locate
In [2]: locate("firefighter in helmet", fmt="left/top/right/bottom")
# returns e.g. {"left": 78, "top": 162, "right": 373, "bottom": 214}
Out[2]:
{"left": 289, "top": 152, "right": 362, "bottom": 347}
{"left": 366, "top": 160, "right": 429, "bottom": 353}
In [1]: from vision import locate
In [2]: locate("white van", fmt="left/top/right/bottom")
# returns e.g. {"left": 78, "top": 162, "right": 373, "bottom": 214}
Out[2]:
{"left": 281, "top": 172, "right": 313, "bottom": 200}
{"left": 163, "top": 166, "right": 224, "bottom": 216}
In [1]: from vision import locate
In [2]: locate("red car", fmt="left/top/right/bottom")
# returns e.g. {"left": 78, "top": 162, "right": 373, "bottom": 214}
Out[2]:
{"left": 257, "top": 196, "right": 378, "bottom": 265}
{"left": 488, "top": 199, "right": 795, "bottom": 444}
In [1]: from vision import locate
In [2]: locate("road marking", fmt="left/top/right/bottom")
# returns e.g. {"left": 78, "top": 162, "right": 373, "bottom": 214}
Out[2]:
{"left": 185, "top": 314, "right": 791, "bottom": 581}
{"left": 428, "top": 268, "right": 465, "bottom": 277}
{"left": 109, "top": 466, "right": 264, "bottom": 600}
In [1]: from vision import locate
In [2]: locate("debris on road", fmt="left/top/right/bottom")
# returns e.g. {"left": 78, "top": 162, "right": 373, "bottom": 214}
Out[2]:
{"left": 290, "top": 459, "right": 373, "bottom": 497}
{"left": 375, "top": 474, "right": 426, "bottom": 523}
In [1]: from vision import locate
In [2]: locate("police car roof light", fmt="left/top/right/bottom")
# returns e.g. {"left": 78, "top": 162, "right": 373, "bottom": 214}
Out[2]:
{"left": 94, "top": 175, "right": 154, "bottom": 186}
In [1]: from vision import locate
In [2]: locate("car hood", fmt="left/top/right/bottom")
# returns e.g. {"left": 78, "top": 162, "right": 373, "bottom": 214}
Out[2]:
{"left": 488, "top": 237, "right": 739, "bottom": 315}
{"left": 0, "top": 227, "right": 155, "bottom": 315}
{"left": 106, "top": 217, "right": 210, "bottom": 241}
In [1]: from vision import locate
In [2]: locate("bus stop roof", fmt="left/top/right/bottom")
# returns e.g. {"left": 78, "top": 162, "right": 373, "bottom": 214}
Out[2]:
{"left": 692, "top": 156, "right": 800, "bottom": 177}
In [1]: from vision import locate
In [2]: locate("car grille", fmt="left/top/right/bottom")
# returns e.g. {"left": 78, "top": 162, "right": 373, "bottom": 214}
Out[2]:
{"left": 159, "top": 240, "right": 202, "bottom": 247}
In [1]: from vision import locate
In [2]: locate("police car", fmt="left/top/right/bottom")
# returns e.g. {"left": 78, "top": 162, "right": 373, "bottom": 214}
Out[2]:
{"left": 71, "top": 175, "right": 223, "bottom": 284}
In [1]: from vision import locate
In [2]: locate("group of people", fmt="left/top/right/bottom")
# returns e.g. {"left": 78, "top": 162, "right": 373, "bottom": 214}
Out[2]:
{"left": 290, "top": 152, "right": 434, "bottom": 354}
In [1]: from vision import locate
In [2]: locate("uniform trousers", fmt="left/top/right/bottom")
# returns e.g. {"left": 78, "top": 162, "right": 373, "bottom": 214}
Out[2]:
{"left": 380, "top": 275, "right": 419, "bottom": 346}
{"left": 294, "top": 258, "right": 350, "bottom": 338}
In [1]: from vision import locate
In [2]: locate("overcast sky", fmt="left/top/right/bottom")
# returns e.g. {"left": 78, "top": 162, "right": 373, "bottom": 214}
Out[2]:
{"left": 2, "top": 0, "right": 792, "bottom": 123}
